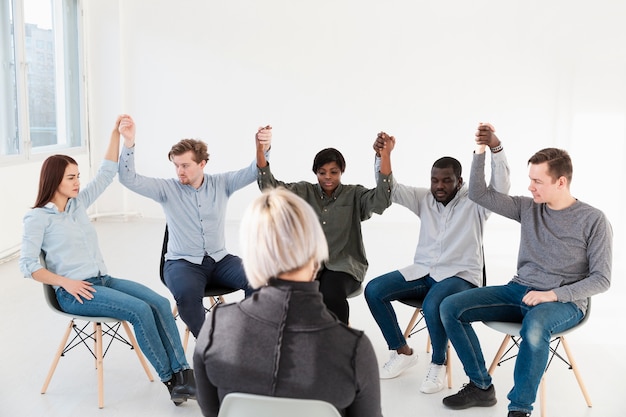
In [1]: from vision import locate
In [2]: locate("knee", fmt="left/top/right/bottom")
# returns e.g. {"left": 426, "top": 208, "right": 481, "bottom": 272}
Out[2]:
{"left": 129, "top": 301, "right": 153, "bottom": 323}
{"left": 520, "top": 321, "right": 550, "bottom": 349}
{"left": 421, "top": 300, "right": 440, "bottom": 323}
{"left": 364, "top": 281, "right": 378, "bottom": 303}
{"left": 171, "top": 286, "right": 203, "bottom": 305}
{"left": 153, "top": 293, "right": 173, "bottom": 313}
{"left": 439, "top": 295, "right": 458, "bottom": 323}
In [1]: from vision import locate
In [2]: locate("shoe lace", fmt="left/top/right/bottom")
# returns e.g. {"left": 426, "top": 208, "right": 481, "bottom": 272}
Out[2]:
{"left": 382, "top": 353, "right": 399, "bottom": 371}
{"left": 424, "top": 364, "right": 442, "bottom": 383}
{"left": 457, "top": 382, "right": 477, "bottom": 397}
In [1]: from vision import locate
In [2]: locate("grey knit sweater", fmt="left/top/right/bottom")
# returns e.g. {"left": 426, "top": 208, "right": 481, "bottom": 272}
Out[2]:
{"left": 469, "top": 152, "right": 612, "bottom": 313}
{"left": 193, "top": 278, "right": 383, "bottom": 417}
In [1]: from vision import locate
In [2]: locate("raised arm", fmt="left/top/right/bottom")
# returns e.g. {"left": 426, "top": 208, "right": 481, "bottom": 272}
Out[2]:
{"left": 475, "top": 122, "right": 511, "bottom": 194}
{"left": 256, "top": 125, "right": 272, "bottom": 168}
{"left": 119, "top": 114, "right": 136, "bottom": 149}
{"left": 105, "top": 115, "right": 125, "bottom": 162}
{"left": 375, "top": 131, "right": 395, "bottom": 175}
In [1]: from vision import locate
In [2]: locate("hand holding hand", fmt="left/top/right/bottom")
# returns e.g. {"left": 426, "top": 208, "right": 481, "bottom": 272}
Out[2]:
{"left": 474, "top": 122, "right": 500, "bottom": 149}
{"left": 118, "top": 114, "right": 136, "bottom": 148}
{"left": 256, "top": 125, "right": 272, "bottom": 153}
{"left": 376, "top": 131, "right": 396, "bottom": 157}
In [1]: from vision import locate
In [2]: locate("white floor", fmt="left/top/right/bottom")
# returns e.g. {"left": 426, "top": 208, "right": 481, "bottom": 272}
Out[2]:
{"left": 0, "top": 217, "right": 623, "bottom": 417}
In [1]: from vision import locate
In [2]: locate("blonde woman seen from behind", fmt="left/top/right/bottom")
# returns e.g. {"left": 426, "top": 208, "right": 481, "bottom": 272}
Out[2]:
{"left": 193, "top": 188, "right": 383, "bottom": 417}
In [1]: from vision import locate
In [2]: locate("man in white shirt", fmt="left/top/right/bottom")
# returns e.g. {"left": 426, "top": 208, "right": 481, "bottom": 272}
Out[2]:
{"left": 365, "top": 124, "right": 510, "bottom": 393}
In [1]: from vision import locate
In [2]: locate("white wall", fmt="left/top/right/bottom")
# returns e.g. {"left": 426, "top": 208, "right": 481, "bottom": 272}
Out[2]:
{"left": 2, "top": 0, "right": 625, "bottom": 266}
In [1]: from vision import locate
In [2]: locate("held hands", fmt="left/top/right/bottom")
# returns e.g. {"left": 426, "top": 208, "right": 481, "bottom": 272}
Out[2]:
{"left": 256, "top": 125, "right": 272, "bottom": 153}
{"left": 474, "top": 123, "right": 500, "bottom": 151}
{"left": 62, "top": 278, "right": 97, "bottom": 304}
{"left": 373, "top": 131, "right": 396, "bottom": 157}
{"left": 117, "top": 114, "right": 136, "bottom": 148}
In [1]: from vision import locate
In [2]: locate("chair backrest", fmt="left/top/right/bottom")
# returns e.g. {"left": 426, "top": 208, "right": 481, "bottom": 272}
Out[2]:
{"left": 217, "top": 392, "right": 341, "bottom": 417}
{"left": 39, "top": 253, "right": 63, "bottom": 314}
{"left": 43, "top": 282, "right": 63, "bottom": 313}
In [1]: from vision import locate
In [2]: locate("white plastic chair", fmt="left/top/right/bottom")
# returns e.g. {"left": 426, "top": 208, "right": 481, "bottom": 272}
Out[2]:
{"left": 39, "top": 253, "right": 154, "bottom": 408}
{"left": 217, "top": 392, "right": 341, "bottom": 417}
{"left": 483, "top": 297, "right": 593, "bottom": 417}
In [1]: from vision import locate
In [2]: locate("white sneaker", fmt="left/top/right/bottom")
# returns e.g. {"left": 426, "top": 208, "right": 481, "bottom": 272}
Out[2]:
{"left": 379, "top": 350, "right": 418, "bottom": 379}
{"left": 420, "top": 362, "right": 446, "bottom": 393}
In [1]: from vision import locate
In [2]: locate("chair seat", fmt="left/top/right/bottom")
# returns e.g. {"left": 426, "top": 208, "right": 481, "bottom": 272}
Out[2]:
{"left": 483, "top": 320, "right": 523, "bottom": 336}
{"left": 397, "top": 298, "right": 424, "bottom": 309}
{"left": 205, "top": 286, "right": 239, "bottom": 298}
{"left": 43, "top": 284, "right": 125, "bottom": 323}
{"left": 483, "top": 298, "right": 593, "bottom": 417}
{"left": 218, "top": 392, "right": 341, "bottom": 417}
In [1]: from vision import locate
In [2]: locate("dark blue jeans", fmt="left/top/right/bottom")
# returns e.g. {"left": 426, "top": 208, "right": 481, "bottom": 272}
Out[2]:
{"left": 365, "top": 271, "right": 475, "bottom": 365}
{"left": 440, "top": 282, "right": 583, "bottom": 413}
{"left": 163, "top": 254, "right": 250, "bottom": 337}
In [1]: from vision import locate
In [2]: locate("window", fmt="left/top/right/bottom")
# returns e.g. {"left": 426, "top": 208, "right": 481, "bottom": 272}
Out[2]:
{"left": 0, "top": 0, "right": 83, "bottom": 159}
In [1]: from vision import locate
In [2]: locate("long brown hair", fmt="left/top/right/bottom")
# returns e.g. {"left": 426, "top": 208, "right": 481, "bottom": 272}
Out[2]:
{"left": 33, "top": 155, "right": 78, "bottom": 208}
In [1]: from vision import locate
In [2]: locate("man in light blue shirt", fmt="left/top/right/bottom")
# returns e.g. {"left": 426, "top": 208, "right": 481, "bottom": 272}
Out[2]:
{"left": 365, "top": 124, "right": 510, "bottom": 393}
{"left": 118, "top": 116, "right": 272, "bottom": 337}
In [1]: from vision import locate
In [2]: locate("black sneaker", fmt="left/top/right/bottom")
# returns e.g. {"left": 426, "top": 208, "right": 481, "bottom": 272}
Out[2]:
{"left": 508, "top": 411, "right": 531, "bottom": 417}
{"left": 442, "top": 381, "right": 497, "bottom": 409}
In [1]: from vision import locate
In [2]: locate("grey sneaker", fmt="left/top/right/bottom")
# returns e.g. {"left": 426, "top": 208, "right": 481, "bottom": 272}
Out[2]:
{"left": 442, "top": 381, "right": 497, "bottom": 409}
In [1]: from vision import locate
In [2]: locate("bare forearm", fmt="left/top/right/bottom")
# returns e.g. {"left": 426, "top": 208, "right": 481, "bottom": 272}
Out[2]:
{"left": 104, "top": 130, "right": 121, "bottom": 162}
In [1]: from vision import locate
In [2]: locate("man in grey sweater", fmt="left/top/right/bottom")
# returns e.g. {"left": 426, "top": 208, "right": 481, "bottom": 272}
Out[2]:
{"left": 440, "top": 127, "right": 612, "bottom": 417}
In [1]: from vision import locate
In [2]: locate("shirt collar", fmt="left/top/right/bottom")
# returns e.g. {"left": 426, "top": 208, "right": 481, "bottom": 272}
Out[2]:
{"left": 315, "top": 183, "right": 343, "bottom": 200}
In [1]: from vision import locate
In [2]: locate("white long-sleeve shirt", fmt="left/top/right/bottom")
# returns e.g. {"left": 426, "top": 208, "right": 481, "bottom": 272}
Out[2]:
{"left": 375, "top": 151, "right": 510, "bottom": 286}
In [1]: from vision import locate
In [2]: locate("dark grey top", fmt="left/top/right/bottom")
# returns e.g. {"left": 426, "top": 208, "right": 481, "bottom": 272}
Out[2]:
{"left": 469, "top": 152, "right": 612, "bottom": 314}
{"left": 193, "top": 279, "right": 383, "bottom": 417}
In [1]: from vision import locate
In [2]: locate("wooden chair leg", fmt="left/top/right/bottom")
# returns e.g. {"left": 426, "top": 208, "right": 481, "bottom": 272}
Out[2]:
{"left": 540, "top": 374, "right": 546, "bottom": 417}
{"left": 446, "top": 342, "right": 452, "bottom": 388}
{"left": 182, "top": 327, "right": 191, "bottom": 352}
{"left": 403, "top": 309, "right": 423, "bottom": 339}
{"left": 95, "top": 323, "right": 104, "bottom": 409}
{"left": 120, "top": 321, "right": 154, "bottom": 381}
{"left": 488, "top": 334, "right": 512, "bottom": 375}
{"left": 41, "top": 320, "right": 74, "bottom": 394}
{"left": 560, "top": 336, "right": 592, "bottom": 407}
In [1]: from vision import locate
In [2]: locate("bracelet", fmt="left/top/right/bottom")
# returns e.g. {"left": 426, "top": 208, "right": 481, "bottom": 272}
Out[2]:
{"left": 490, "top": 144, "right": 503, "bottom": 153}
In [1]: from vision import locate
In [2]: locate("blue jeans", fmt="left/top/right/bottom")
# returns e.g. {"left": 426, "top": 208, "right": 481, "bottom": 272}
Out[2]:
{"left": 440, "top": 282, "right": 583, "bottom": 413}
{"left": 365, "top": 271, "right": 475, "bottom": 365}
{"left": 163, "top": 254, "right": 250, "bottom": 338}
{"left": 56, "top": 275, "right": 190, "bottom": 382}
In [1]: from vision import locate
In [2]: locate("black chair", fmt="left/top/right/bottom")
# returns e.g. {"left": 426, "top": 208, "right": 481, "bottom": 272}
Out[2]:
{"left": 159, "top": 225, "right": 239, "bottom": 351}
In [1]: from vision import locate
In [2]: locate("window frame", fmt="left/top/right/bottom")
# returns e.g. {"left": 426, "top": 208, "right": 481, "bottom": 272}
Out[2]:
{"left": 0, "top": 0, "right": 87, "bottom": 166}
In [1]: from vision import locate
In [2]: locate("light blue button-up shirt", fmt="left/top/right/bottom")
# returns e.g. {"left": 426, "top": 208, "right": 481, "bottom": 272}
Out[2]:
{"left": 119, "top": 145, "right": 266, "bottom": 264}
{"left": 20, "top": 160, "right": 116, "bottom": 281}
